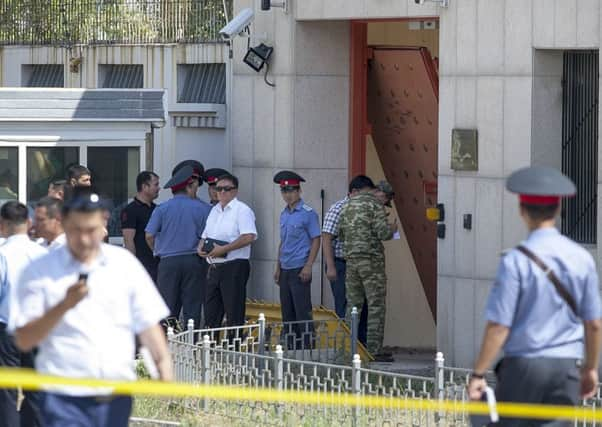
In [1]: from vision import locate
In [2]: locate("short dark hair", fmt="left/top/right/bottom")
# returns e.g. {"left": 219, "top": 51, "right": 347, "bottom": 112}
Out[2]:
{"left": 50, "top": 179, "right": 66, "bottom": 189}
{"left": 36, "top": 196, "right": 63, "bottom": 219}
{"left": 0, "top": 201, "right": 29, "bottom": 225}
{"left": 217, "top": 173, "right": 239, "bottom": 188}
{"left": 136, "top": 171, "right": 158, "bottom": 192}
{"left": 521, "top": 203, "right": 559, "bottom": 222}
{"left": 62, "top": 187, "right": 107, "bottom": 217}
{"left": 66, "top": 165, "right": 91, "bottom": 181}
{"left": 348, "top": 175, "right": 375, "bottom": 193}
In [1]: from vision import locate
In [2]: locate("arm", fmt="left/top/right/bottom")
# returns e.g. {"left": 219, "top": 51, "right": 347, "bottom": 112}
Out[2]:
{"left": 208, "top": 234, "right": 255, "bottom": 258}
{"left": 322, "top": 233, "right": 337, "bottom": 282}
{"left": 274, "top": 241, "right": 282, "bottom": 284}
{"left": 581, "top": 319, "right": 602, "bottom": 398}
{"left": 15, "top": 281, "right": 88, "bottom": 352}
{"left": 122, "top": 229, "right": 136, "bottom": 255}
{"left": 373, "top": 204, "right": 394, "bottom": 241}
{"left": 467, "top": 322, "right": 509, "bottom": 400}
{"left": 138, "top": 324, "right": 173, "bottom": 381}
{"left": 299, "top": 237, "right": 320, "bottom": 283}
{"left": 145, "top": 233, "right": 155, "bottom": 251}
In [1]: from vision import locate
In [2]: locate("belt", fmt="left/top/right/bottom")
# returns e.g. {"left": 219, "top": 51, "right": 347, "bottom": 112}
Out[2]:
{"left": 89, "top": 395, "right": 120, "bottom": 403}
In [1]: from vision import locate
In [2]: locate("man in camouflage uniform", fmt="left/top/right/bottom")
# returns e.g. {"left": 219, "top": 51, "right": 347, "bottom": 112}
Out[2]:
{"left": 337, "top": 182, "right": 397, "bottom": 361}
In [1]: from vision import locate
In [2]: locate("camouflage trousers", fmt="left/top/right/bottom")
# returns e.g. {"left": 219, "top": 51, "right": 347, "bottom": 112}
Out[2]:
{"left": 344, "top": 257, "right": 386, "bottom": 355}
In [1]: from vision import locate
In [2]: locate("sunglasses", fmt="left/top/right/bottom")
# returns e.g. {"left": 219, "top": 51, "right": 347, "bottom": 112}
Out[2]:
{"left": 280, "top": 186, "right": 299, "bottom": 193}
{"left": 215, "top": 186, "right": 237, "bottom": 193}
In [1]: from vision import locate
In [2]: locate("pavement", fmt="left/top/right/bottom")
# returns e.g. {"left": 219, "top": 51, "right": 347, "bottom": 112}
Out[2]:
{"left": 368, "top": 347, "right": 437, "bottom": 377}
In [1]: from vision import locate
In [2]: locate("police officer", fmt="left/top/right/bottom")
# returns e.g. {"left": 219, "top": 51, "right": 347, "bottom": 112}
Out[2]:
{"left": 145, "top": 165, "right": 211, "bottom": 330}
{"left": 468, "top": 166, "right": 602, "bottom": 426}
{"left": 204, "top": 168, "right": 230, "bottom": 206}
{"left": 337, "top": 179, "right": 397, "bottom": 362}
{"left": 375, "top": 180, "right": 395, "bottom": 209}
{"left": 273, "top": 171, "right": 321, "bottom": 347}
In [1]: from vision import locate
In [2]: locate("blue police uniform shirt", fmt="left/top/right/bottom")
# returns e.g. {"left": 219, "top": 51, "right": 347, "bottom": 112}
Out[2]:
{"left": 145, "top": 195, "right": 211, "bottom": 258}
{"left": 279, "top": 199, "right": 321, "bottom": 270}
{"left": 485, "top": 227, "right": 602, "bottom": 358}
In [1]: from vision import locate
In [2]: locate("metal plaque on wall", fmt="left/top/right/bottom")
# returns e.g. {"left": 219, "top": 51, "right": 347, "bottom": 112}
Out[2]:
{"left": 451, "top": 128, "right": 478, "bottom": 171}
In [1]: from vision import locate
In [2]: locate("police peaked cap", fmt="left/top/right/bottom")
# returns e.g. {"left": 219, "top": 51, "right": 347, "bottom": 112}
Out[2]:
{"left": 506, "top": 166, "right": 576, "bottom": 205}
{"left": 172, "top": 160, "right": 204, "bottom": 185}
{"left": 204, "top": 168, "right": 230, "bottom": 185}
{"left": 273, "top": 170, "right": 305, "bottom": 187}
{"left": 164, "top": 165, "right": 198, "bottom": 190}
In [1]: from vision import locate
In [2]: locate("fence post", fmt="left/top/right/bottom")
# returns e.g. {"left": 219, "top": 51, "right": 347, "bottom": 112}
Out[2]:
{"left": 274, "top": 345, "right": 284, "bottom": 416}
{"left": 167, "top": 327, "right": 175, "bottom": 381}
{"left": 201, "top": 334, "right": 211, "bottom": 411}
{"left": 258, "top": 313, "right": 266, "bottom": 355}
{"left": 435, "top": 351, "right": 445, "bottom": 425}
{"left": 351, "top": 354, "right": 361, "bottom": 427}
{"left": 187, "top": 319, "right": 195, "bottom": 345}
{"left": 350, "top": 307, "right": 358, "bottom": 360}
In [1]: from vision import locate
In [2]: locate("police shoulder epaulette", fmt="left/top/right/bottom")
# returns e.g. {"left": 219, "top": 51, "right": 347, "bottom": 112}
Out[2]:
{"left": 302, "top": 204, "right": 313, "bottom": 212}
{"left": 500, "top": 248, "right": 512, "bottom": 257}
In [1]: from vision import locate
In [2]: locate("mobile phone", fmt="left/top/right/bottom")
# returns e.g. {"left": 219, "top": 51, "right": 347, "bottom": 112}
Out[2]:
{"left": 78, "top": 273, "right": 89, "bottom": 283}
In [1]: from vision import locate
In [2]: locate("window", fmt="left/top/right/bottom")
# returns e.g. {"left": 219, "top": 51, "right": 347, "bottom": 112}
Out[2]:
{"left": 177, "top": 63, "right": 226, "bottom": 103}
{"left": 0, "top": 147, "right": 19, "bottom": 207}
{"left": 21, "top": 64, "right": 64, "bottom": 87}
{"left": 27, "top": 147, "right": 79, "bottom": 203}
{"left": 87, "top": 147, "right": 140, "bottom": 237}
{"left": 98, "top": 64, "right": 143, "bottom": 88}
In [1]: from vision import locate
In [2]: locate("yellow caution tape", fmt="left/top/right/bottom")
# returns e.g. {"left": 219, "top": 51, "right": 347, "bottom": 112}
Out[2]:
{"left": 0, "top": 367, "right": 598, "bottom": 422}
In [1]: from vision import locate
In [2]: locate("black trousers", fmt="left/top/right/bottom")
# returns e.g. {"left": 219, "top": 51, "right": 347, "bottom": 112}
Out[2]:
{"left": 494, "top": 357, "right": 580, "bottom": 427}
{"left": 204, "top": 259, "right": 250, "bottom": 328}
{"left": 157, "top": 254, "right": 207, "bottom": 330}
{"left": 0, "top": 323, "right": 41, "bottom": 427}
{"left": 279, "top": 268, "right": 314, "bottom": 348}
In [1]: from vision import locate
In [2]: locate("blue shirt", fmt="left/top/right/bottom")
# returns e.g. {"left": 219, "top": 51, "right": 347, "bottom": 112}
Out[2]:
{"left": 485, "top": 227, "right": 601, "bottom": 358}
{"left": 145, "top": 195, "right": 211, "bottom": 258}
{"left": 279, "top": 199, "right": 321, "bottom": 270}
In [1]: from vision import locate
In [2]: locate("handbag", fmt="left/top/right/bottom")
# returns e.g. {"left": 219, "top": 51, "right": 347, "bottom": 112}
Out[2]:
{"left": 202, "top": 238, "right": 230, "bottom": 257}
{"left": 516, "top": 245, "right": 577, "bottom": 315}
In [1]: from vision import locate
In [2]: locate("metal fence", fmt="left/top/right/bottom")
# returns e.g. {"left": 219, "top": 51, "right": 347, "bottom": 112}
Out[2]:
{"left": 0, "top": 0, "right": 233, "bottom": 46}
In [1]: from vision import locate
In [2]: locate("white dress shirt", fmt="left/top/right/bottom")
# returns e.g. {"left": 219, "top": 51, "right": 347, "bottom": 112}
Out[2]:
{"left": 47, "top": 233, "right": 66, "bottom": 251}
{"left": 201, "top": 198, "right": 257, "bottom": 263}
{"left": 0, "top": 234, "right": 47, "bottom": 325}
{"left": 13, "top": 243, "right": 169, "bottom": 394}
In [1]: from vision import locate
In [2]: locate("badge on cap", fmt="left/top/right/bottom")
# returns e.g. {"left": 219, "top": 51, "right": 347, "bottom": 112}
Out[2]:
{"left": 273, "top": 170, "right": 305, "bottom": 190}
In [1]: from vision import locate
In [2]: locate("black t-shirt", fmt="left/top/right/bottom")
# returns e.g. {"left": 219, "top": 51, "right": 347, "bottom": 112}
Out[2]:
{"left": 121, "top": 197, "right": 159, "bottom": 276}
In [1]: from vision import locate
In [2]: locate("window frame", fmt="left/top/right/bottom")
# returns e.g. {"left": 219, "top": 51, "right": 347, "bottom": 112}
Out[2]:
{"left": 1, "top": 139, "right": 147, "bottom": 246}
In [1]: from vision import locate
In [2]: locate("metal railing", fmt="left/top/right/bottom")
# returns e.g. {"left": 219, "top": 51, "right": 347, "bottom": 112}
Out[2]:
{"left": 0, "top": 0, "right": 233, "bottom": 46}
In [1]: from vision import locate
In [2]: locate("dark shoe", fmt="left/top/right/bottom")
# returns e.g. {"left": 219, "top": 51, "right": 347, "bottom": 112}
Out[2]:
{"left": 373, "top": 353, "right": 394, "bottom": 363}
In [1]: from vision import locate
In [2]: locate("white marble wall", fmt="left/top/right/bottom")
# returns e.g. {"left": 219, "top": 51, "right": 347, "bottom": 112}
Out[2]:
{"left": 438, "top": 0, "right": 602, "bottom": 367}
{"left": 232, "top": 1, "right": 350, "bottom": 305}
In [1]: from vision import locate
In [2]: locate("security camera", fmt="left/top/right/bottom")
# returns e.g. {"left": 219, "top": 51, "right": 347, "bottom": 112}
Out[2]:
{"left": 219, "top": 8, "right": 254, "bottom": 40}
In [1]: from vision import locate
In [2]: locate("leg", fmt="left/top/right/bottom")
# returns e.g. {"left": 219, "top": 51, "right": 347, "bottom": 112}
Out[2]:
{"left": 344, "top": 260, "right": 366, "bottom": 323}
{"left": 180, "top": 255, "right": 204, "bottom": 329}
{"left": 203, "top": 265, "right": 224, "bottom": 328}
{"left": 0, "top": 323, "right": 20, "bottom": 427}
{"left": 361, "top": 258, "right": 386, "bottom": 355}
{"left": 329, "top": 259, "right": 347, "bottom": 318}
{"left": 220, "top": 260, "right": 250, "bottom": 327}
{"left": 156, "top": 257, "right": 183, "bottom": 328}
{"left": 279, "top": 269, "right": 297, "bottom": 349}
{"left": 40, "top": 393, "right": 95, "bottom": 427}
{"left": 358, "top": 296, "right": 368, "bottom": 346}
{"left": 290, "top": 269, "right": 314, "bottom": 348}
{"left": 20, "top": 350, "right": 42, "bottom": 427}
{"left": 97, "top": 396, "right": 133, "bottom": 427}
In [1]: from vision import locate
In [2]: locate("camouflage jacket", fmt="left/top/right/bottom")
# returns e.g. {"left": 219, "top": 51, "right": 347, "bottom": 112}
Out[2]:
{"left": 336, "top": 192, "right": 393, "bottom": 260}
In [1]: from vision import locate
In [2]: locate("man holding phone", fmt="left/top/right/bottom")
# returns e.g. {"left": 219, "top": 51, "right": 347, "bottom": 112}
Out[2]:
{"left": 13, "top": 189, "right": 172, "bottom": 427}
{"left": 198, "top": 173, "right": 257, "bottom": 329}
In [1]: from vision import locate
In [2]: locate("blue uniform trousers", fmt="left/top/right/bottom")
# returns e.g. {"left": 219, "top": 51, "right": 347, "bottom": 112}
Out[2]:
{"left": 279, "top": 267, "right": 314, "bottom": 348}
{"left": 40, "top": 393, "right": 132, "bottom": 427}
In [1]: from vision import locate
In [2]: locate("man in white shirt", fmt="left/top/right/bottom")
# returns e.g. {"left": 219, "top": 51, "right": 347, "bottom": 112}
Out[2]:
{"left": 198, "top": 173, "right": 257, "bottom": 328}
{"left": 13, "top": 190, "right": 172, "bottom": 427}
{"left": 34, "top": 196, "right": 66, "bottom": 250}
{"left": 0, "top": 201, "right": 47, "bottom": 427}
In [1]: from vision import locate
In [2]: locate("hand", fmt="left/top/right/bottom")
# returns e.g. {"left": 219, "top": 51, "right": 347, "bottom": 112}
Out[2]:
{"left": 325, "top": 263, "right": 337, "bottom": 282}
{"left": 467, "top": 376, "right": 487, "bottom": 401}
{"left": 299, "top": 265, "right": 312, "bottom": 283}
{"left": 197, "top": 240, "right": 208, "bottom": 257}
{"left": 208, "top": 243, "right": 227, "bottom": 258}
{"left": 581, "top": 368, "right": 599, "bottom": 399}
{"left": 274, "top": 266, "right": 280, "bottom": 285}
{"left": 62, "top": 281, "right": 88, "bottom": 310}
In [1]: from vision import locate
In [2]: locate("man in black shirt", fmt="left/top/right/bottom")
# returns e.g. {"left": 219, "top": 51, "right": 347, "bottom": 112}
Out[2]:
{"left": 121, "top": 171, "right": 160, "bottom": 282}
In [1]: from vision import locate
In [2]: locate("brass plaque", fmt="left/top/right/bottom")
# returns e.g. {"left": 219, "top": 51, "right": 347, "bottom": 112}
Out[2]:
{"left": 451, "top": 129, "right": 478, "bottom": 171}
